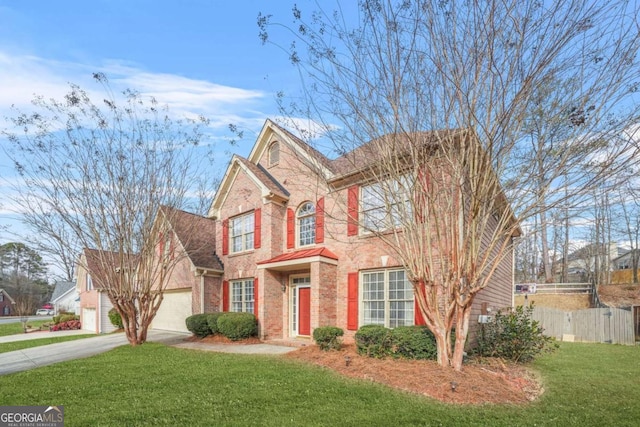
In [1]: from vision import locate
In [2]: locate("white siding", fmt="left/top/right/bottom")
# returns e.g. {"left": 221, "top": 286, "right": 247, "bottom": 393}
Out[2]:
{"left": 99, "top": 293, "right": 116, "bottom": 334}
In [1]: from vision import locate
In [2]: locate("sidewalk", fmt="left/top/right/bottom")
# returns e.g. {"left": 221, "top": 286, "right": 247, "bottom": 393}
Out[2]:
{"left": 0, "top": 329, "right": 90, "bottom": 344}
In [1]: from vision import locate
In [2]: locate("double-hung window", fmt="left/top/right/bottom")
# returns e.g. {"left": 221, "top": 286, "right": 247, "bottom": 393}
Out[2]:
{"left": 231, "top": 279, "right": 255, "bottom": 313}
{"left": 230, "top": 212, "right": 254, "bottom": 253}
{"left": 362, "top": 269, "right": 414, "bottom": 328}
{"left": 361, "top": 175, "right": 412, "bottom": 232}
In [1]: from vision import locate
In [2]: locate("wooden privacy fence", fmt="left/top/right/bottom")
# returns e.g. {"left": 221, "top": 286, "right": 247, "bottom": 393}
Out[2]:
{"left": 531, "top": 306, "right": 636, "bottom": 345}
{"left": 611, "top": 269, "right": 640, "bottom": 284}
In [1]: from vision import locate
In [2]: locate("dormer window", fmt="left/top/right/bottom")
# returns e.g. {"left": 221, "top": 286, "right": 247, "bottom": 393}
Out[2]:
{"left": 268, "top": 142, "right": 279, "bottom": 166}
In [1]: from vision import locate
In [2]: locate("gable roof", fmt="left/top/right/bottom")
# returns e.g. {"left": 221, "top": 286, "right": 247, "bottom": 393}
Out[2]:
{"left": 81, "top": 248, "right": 125, "bottom": 290}
{"left": 208, "top": 153, "right": 290, "bottom": 219}
{"left": 159, "top": 206, "right": 223, "bottom": 272}
{"left": 51, "top": 281, "right": 75, "bottom": 302}
{"left": 0, "top": 289, "right": 16, "bottom": 304}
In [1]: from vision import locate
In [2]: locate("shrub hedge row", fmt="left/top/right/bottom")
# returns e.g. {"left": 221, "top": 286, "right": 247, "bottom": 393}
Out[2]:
{"left": 355, "top": 324, "right": 438, "bottom": 360}
{"left": 185, "top": 312, "right": 258, "bottom": 341}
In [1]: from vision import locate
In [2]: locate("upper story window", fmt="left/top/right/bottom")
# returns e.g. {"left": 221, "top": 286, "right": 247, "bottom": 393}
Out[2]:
{"left": 230, "top": 212, "right": 254, "bottom": 253}
{"left": 268, "top": 142, "right": 280, "bottom": 166}
{"left": 361, "top": 175, "right": 412, "bottom": 232}
{"left": 362, "top": 269, "right": 414, "bottom": 328}
{"left": 0, "top": 292, "right": 3, "bottom": 302}
{"left": 86, "top": 274, "right": 93, "bottom": 291}
{"left": 297, "top": 202, "right": 316, "bottom": 246}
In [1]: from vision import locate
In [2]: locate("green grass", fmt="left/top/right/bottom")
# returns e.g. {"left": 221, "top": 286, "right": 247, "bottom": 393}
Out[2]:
{"left": 0, "top": 334, "right": 95, "bottom": 354}
{"left": 0, "top": 342, "right": 638, "bottom": 426}
{"left": 0, "top": 320, "right": 50, "bottom": 336}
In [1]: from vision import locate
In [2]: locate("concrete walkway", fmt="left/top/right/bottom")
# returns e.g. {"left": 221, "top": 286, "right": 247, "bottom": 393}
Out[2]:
{"left": 0, "top": 329, "right": 90, "bottom": 343}
{"left": 0, "top": 330, "right": 296, "bottom": 376}
{"left": 174, "top": 341, "right": 296, "bottom": 355}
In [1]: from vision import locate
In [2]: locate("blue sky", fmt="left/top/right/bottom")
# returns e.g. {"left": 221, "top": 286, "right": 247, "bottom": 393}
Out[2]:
{"left": 0, "top": 0, "right": 331, "bottom": 246}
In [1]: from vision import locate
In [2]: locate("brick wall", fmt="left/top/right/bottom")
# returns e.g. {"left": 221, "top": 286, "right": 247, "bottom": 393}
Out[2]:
{"left": 215, "top": 128, "right": 515, "bottom": 344}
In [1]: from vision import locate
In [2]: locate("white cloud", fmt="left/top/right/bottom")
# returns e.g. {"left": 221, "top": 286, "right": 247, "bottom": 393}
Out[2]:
{"left": 0, "top": 51, "right": 269, "bottom": 130}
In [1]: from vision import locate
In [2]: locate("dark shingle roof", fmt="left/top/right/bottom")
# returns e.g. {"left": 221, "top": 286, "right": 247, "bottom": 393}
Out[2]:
{"left": 235, "top": 156, "right": 290, "bottom": 200}
{"left": 160, "top": 206, "right": 223, "bottom": 271}
{"left": 51, "top": 281, "right": 75, "bottom": 301}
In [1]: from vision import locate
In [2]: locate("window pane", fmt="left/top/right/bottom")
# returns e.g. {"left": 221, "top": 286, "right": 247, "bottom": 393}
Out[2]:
{"left": 298, "top": 203, "right": 316, "bottom": 246}
{"left": 362, "top": 269, "right": 414, "bottom": 328}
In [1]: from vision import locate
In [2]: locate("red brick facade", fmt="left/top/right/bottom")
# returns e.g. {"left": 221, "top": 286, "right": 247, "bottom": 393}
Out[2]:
{"left": 208, "top": 120, "right": 515, "bottom": 343}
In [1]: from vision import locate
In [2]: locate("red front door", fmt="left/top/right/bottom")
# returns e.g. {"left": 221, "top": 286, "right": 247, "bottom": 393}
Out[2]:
{"left": 298, "top": 287, "right": 311, "bottom": 336}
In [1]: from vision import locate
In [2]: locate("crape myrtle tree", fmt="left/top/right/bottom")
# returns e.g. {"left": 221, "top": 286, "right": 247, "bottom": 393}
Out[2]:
{"left": 4, "top": 74, "right": 215, "bottom": 345}
{"left": 259, "top": 0, "right": 640, "bottom": 370}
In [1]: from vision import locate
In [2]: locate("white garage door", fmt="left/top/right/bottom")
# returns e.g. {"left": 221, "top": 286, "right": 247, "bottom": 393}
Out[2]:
{"left": 152, "top": 290, "right": 192, "bottom": 333}
{"left": 82, "top": 308, "right": 96, "bottom": 333}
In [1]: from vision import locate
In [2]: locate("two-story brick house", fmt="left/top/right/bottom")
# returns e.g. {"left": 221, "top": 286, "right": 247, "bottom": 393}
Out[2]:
{"left": 207, "top": 119, "right": 516, "bottom": 342}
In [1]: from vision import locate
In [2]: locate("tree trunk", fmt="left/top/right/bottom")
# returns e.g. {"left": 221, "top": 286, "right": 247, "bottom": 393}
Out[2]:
{"left": 451, "top": 305, "right": 472, "bottom": 371}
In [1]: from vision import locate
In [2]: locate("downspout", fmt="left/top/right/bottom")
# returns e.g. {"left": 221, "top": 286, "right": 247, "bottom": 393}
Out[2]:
{"left": 200, "top": 273, "right": 205, "bottom": 314}
{"left": 97, "top": 291, "right": 101, "bottom": 334}
{"left": 511, "top": 237, "right": 515, "bottom": 308}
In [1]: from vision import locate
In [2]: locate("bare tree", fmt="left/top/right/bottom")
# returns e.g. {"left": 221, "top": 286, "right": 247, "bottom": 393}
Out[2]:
{"left": 3, "top": 74, "right": 215, "bottom": 345}
{"left": 260, "top": 0, "right": 640, "bottom": 370}
{"left": 616, "top": 179, "right": 640, "bottom": 283}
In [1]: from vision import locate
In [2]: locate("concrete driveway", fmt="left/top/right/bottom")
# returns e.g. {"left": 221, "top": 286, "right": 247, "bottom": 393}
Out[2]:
{"left": 0, "top": 330, "right": 189, "bottom": 376}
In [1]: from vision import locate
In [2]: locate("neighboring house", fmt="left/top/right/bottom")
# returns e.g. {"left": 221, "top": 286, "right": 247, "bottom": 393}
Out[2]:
{"left": 150, "top": 206, "right": 223, "bottom": 333}
{"left": 613, "top": 249, "right": 639, "bottom": 270}
{"left": 0, "top": 289, "right": 16, "bottom": 316}
{"left": 565, "top": 243, "right": 629, "bottom": 281}
{"left": 203, "top": 119, "right": 516, "bottom": 342}
{"left": 50, "top": 281, "right": 77, "bottom": 315}
{"left": 75, "top": 248, "right": 117, "bottom": 334}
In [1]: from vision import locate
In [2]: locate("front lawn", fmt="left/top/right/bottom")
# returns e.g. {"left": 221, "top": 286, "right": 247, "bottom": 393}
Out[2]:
{"left": 0, "top": 342, "right": 638, "bottom": 426}
{"left": 0, "top": 320, "right": 50, "bottom": 336}
{"left": 0, "top": 334, "right": 95, "bottom": 354}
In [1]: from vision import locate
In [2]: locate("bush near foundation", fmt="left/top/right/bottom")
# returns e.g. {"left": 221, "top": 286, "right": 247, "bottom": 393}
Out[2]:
{"left": 356, "top": 324, "right": 440, "bottom": 360}
{"left": 313, "top": 326, "right": 344, "bottom": 351}
{"left": 108, "top": 308, "right": 124, "bottom": 329}
{"left": 473, "top": 304, "right": 558, "bottom": 363}
{"left": 216, "top": 312, "right": 258, "bottom": 341}
{"left": 390, "top": 326, "right": 438, "bottom": 360}
{"left": 185, "top": 313, "right": 212, "bottom": 338}
{"left": 206, "top": 312, "right": 225, "bottom": 335}
{"left": 355, "top": 325, "right": 392, "bottom": 358}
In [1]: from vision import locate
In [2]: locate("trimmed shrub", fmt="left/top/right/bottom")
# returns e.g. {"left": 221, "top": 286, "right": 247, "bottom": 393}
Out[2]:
{"left": 390, "top": 326, "right": 438, "bottom": 360}
{"left": 206, "top": 312, "right": 225, "bottom": 335}
{"left": 216, "top": 312, "right": 258, "bottom": 341}
{"left": 473, "top": 304, "right": 559, "bottom": 363}
{"left": 53, "top": 314, "right": 79, "bottom": 325}
{"left": 185, "top": 313, "right": 212, "bottom": 338}
{"left": 108, "top": 308, "right": 124, "bottom": 329}
{"left": 355, "top": 325, "right": 392, "bottom": 358}
{"left": 51, "top": 319, "right": 81, "bottom": 331}
{"left": 313, "top": 326, "right": 344, "bottom": 351}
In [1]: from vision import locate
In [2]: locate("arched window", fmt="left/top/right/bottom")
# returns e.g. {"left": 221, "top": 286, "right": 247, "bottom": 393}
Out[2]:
{"left": 297, "top": 202, "right": 316, "bottom": 246}
{"left": 268, "top": 142, "right": 279, "bottom": 166}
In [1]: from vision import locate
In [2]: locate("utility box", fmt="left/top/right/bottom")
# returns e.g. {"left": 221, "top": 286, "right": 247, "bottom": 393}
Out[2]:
{"left": 478, "top": 315, "right": 492, "bottom": 324}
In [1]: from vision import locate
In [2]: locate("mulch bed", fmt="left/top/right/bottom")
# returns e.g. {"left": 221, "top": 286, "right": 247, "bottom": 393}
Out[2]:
{"left": 283, "top": 344, "right": 542, "bottom": 405}
{"left": 184, "top": 335, "right": 542, "bottom": 405}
